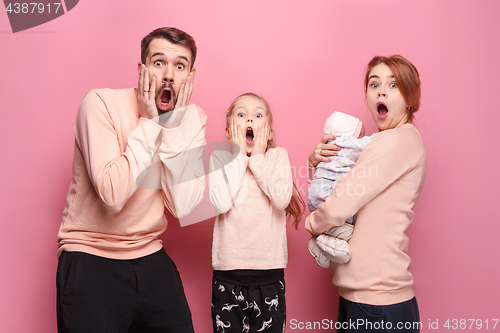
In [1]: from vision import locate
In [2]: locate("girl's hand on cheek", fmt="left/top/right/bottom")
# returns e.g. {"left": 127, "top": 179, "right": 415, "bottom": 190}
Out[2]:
{"left": 252, "top": 123, "right": 269, "bottom": 156}
{"left": 230, "top": 120, "right": 246, "bottom": 155}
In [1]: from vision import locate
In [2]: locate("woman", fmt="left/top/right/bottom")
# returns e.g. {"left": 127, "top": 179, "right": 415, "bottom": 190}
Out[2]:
{"left": 306, "top": 55, "right": 426, "bottom": 332}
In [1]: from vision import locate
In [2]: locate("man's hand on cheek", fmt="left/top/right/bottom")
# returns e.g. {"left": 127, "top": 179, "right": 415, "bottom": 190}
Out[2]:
{"left": 175, "top": 68, "right": 196, "bottom": 109}
{"left": 137, "top": 64, "right": 159, "bottom": 120}
{"left": 161, "top": 68, "right": 197, "bottom": 129}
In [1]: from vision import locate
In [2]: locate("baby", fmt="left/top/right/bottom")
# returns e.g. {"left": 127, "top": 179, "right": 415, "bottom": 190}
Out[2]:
{"left": 308, "top": 111, "right": 377, "bottom": 268}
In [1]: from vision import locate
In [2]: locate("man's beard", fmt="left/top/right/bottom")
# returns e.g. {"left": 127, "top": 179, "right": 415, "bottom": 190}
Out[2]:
{"left": 155, "top": 83, "right": 177, "bottom": 115}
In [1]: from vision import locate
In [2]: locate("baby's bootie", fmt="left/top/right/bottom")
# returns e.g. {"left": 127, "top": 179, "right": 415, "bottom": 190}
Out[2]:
{"left": 316, "top": 224, "right": 354, "bottom": 264}
{"left": 308, "top": 236, "right": 331, "bottom": 268}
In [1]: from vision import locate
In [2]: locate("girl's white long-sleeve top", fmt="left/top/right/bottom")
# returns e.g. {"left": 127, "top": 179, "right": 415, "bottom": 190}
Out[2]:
{"left": 209, "top": 147, "right": 293, "bottom": 270}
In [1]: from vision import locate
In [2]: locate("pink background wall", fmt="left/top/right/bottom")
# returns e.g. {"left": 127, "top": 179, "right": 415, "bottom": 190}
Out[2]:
{"left": 1, "top": 0, "right": 499, "bottom": 331}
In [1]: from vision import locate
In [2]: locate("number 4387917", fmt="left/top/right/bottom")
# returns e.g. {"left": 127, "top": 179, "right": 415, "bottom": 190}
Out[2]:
{"left": 5, "top": 3, "right": 62, "bottom": 14}
{"left": 444, "top": 319, "right": 498, "bottom": 330}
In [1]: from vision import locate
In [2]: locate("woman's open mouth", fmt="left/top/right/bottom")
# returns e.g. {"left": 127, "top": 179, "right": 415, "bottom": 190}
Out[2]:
{"left": 157, "top": 88, "right": 172, "bottom": 112}
{"left": 246, "top": 127, "right": 254, "bottom": 144}
{"left": 377, "top": 102, "right": 388, "bottom": 118}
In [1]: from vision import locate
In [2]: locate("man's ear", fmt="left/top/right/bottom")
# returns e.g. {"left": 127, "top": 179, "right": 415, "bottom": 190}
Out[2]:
{"left": 137, "top": 62, "right": 143, "bottom": 74}
{"left": 190, "top": 67, "right": 197, "bottom": 77}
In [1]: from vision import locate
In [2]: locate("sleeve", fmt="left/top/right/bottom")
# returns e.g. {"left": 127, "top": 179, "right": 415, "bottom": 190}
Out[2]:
{"left": 159, "top": 105, "right": 207, "bottom": 218}
{"left": 248, "top": 148, "right": 293, "bottom": 210}
{"left": 208, "top": 151, "right": 249, "bottom": 215}
{"left": 308, "top": 165, "right": 316, "bottom": 183}
{"left": 305, "top": 129, "right": 422, "bottom": 235}
{"left": 74, "top": 90, "right": 162, "bottom": 213}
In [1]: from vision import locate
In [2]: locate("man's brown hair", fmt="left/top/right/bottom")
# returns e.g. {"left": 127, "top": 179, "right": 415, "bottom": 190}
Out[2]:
{"left": 141, "top": 27, "right": 197, "bottom": 69}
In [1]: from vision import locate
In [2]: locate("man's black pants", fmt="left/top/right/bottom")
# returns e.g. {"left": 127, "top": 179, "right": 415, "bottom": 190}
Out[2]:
{"left": 56, "top": 248, "right": 194, "bottom": 333}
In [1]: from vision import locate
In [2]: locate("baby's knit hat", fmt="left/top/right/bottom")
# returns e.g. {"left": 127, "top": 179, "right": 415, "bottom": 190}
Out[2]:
{"left": 323, "top": 111, "right": 363, "bottom": 138}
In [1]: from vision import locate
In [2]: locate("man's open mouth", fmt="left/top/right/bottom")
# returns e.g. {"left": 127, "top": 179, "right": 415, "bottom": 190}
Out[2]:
{"left": 377, "top": 102, "right": 388, "bottom": 116}
{"left": 246, "top": 127, "right": 254, "bottom": 144}
{"left": 157, "top": 88, "right": 172, "bottom": 112}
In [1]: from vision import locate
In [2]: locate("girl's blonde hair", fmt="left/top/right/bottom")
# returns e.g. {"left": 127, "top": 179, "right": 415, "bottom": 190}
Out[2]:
{"left": 225, "top": 93, "right": 305, "bottom": 229}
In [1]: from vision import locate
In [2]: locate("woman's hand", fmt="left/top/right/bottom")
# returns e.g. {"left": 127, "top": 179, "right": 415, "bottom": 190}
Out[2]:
{"left": 252, "top": 122, "right": 271, "bottom": 156}
{"left": 228, "top": 120, "right": 246, "bottom": 155}
{"left": 308, "top": 134, "right": 340, "bottom": 168}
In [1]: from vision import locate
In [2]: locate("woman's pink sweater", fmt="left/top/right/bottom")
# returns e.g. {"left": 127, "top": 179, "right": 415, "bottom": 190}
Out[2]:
{"left": 306, "top": 124, "right": 426, "bottom": 305}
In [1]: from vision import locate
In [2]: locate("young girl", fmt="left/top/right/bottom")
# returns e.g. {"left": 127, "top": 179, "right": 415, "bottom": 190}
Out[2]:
{"left": 209, "top": 93, "right": 304, "bottom": 333}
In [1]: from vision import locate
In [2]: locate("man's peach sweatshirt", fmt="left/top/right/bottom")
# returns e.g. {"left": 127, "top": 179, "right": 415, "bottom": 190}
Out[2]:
{"left": 306, "top": 124, "right": 426, "bottom": 306}
{"left": 57, "top": 88, "right": 206, "bottom": 259}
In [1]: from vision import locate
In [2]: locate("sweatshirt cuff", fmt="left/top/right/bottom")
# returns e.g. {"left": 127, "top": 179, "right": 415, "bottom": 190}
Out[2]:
{"left": 305, "top": 212, "right": 320, "bottom": 235}
{"left": 137, "top": 117, "right": 163, "bottom": 149}
{"left": 159, "top": 124, "right": 187, "bottom": 157}
{"left": 238, "top": 152, "right": 250, "bottom": 167}
{"left": 307, "top": 163, "right": 316, "bottom": 183}
{"left": 248, "top": 153, "right": 264, "bottom": 169}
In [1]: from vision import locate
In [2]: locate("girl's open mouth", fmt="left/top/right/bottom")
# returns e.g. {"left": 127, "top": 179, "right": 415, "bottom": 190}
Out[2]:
{"left": 246, "top": 127, "right": 254, "bottom": 144}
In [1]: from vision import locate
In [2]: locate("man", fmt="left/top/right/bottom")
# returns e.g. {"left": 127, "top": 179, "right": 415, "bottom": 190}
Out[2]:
{"left": 56, "top": 27, "right": 206, "bottom": 332}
